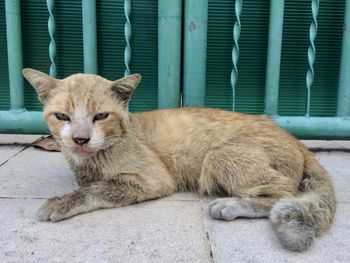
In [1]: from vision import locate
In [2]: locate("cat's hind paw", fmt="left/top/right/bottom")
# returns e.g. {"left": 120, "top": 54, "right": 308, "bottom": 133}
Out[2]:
{"left": 209, "top": 198, "right": 242, "bottom": 221}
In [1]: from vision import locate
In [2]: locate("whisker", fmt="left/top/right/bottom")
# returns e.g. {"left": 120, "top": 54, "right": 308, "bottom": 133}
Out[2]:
{"left": 40, "top": 127, "right": 51, "bottom": 135}
{"left": 103, "top": 135, "right": 122, "bottom": 140}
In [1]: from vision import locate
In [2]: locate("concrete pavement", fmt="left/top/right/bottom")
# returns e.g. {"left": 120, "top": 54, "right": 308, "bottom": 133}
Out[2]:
{"left": 0, "top": 135, "right": 349, "bottom": 262}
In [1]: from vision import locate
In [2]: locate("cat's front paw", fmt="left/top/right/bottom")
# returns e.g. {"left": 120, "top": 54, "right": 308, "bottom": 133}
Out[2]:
{"left": 37, "top": 194, "right": 83, "bottom": 222}
{"left": 37, "top": 196, "right": 61, "bottom": 221}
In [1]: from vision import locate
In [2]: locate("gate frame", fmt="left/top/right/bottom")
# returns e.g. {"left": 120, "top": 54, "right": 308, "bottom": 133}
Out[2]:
{"left": 1, "top": 0, "right": 350, "bottom": 139}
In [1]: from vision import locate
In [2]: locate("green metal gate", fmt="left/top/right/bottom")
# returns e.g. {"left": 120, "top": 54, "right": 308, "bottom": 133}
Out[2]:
{"left": 0, "top": 0, "right": 350, "bottom": 139}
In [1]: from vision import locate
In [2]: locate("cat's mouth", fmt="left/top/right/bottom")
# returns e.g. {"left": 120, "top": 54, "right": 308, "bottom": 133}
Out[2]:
{"left": 73, "top": 146, "right": 95, "bottom": 157}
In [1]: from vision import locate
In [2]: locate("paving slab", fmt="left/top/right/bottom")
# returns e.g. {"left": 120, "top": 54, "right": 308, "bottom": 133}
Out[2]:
{"left": 315, "top": 151, "right": 350, "bottom": 202}
{"left": 200, "top": 149, "right": 350, "bottom": 263}
{"left": 202, "top": 201, "right": 350, "bottom": 263}
{"left": 0, "top": 147, "right": 199, "bottom": 201}
{"left": 334, "top": 140, "right": 350, "bottom": 149}
{"left": 0, "top": 198, "right": 211, "bottom": 263}
{"left": 1, "top": 146, "right": 346, "bottom": 202}
{"left": 1, "top": 137, "right": 349, "bottom": 262}
{"left": 0, "top": 134, "right": 43, "bottom": 144}
{"left": 301, "top": 140, "right": 344, "bottom": 149}
{"left": 0, "top": 135, "right": 42, "bottom": 166}
{"left": 0, "top": 146, "right": 25, "bottom": 166}
{"left": 0, "top": 148, "right": 76, "bottom": 198}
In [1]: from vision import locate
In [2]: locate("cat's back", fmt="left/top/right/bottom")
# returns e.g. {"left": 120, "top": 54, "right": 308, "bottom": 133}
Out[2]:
{"left": 136, "top": 107, "right": 270, "bottom": 128}
{"left": 134, "top": 107, "right": 293, "bottom": 147}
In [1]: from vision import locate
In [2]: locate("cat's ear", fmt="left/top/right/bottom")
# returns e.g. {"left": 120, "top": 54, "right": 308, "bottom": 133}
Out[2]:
{"left": 22, "top": 68, "right": 59, "bottom": 104}
{"left": 109, "top": 74, "right": 141, "bottom": 104}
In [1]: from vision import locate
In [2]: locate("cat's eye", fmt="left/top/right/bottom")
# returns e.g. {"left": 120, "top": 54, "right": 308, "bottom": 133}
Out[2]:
{"left": 55, "top": 113, "right": 70, "bottom": 121}
{"left": 93, "top": 112, "right": 109, "bottom": 122}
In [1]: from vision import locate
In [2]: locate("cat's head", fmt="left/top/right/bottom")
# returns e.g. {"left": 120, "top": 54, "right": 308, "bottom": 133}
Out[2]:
{"left": 22, "top": 68, "right": 141, "bottom": 157}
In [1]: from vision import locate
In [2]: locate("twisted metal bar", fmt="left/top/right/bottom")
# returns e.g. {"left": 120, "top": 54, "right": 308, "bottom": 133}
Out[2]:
{"left": 47, "top": 0, "right": 57, "bottom": 77}
{"left": 124, "top": 0, "right": 132, "bottom": 76}
{"left": 231, "top": 0, "right": 243, "bottom": 111}
{"left": 305, "top": 0, "right": 319, "bottom": 117}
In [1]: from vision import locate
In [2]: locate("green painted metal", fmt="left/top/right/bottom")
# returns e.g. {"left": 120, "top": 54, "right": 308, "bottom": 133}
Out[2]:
{"left": 2, "top": 0, "right": 159, "bottom": 113}
{"left": 158, "top": 0, "right": 182, "bottom": 109}
{"left": 97, "top": 0, "right": 159, "bottom": 112}
{"left": 124, "top": 0, "right": 132, "bottom": 76}
{"left": 278, "top": 0, "right": 343, "bottom": 116}
{"left": 274, "top": 116, "right": 350, "bottom": 139}
{"left": 205, "top": 0, "right": 269, "bottom": 113}
{"left": 5, "top": 0, "right": 24, "bottom": 111}
{"left": 231, "top": 0, "right": 243, "bottom": 111}
{"left": 1, "top": 108, "right": 349, "bottom": 139}
{"left": 0, "top": 0, "right": 159, "bottom": 134}
{"left": 183, "top": 0, "right": 208, "bottom": 107}
{"left": 82, "top": 0, "right": 98, "bottom": 74}
{"left": 47, "top": 0, "right": 57, "bottom": 77}
{"left": 305, "top": 0, "right": 319, "bottom": 117}
{"left": 1, "top": 0, "right": 350, "bottom": 139}
{"left": 0, "top": 111, "right": 47, "bottom": 134}
{"left": 337, "top": 0, "right": 350, "bottom": 117}
{"left": 264, "top": 0, "right": 284, "bottom": 115}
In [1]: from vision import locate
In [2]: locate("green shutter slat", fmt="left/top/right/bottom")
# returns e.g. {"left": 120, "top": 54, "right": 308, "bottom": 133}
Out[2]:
{"left": 0, "top": 0, "right": 345, "bottom": 116}
{"left": 205, "top": 0, "right": 344, "bottom": 116}
{"left": 206, "top": 0, "right": 269, "bottom": 114}
{"left": 97, "top": 0, "right": 158, "bottom": 112}
{"left": 0, "top": 0, "right": 158, "bottom": 112}
{"left": 279, "top": 0, "right": 344, "bottom": 116}
{"left": 0, "top": 1, "right": 10, "bottom": 111}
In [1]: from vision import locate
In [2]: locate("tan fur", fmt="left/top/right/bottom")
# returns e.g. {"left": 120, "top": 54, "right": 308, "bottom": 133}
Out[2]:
{"left": 23, "top": 68, "right": 336, "bottom": 251}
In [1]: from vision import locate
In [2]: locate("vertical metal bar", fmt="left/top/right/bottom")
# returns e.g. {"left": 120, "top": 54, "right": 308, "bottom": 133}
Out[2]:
{"left": 264, "top": 0, "right": 284, "bottom": 116}
{"left": 305, "top": 0, "right": 319, "bottom": 117}
{"left": 47, "top": 0, "right": 57, "bottom": 77}
{"left": 337, "top": 0, "right": 350, "bottom": 116}
{"left": 231, "top": 0, "right": 243, "bottom": 111}
{"left": 82, "top": 0, "right": 98, "bottom": 74}
{"left": 183, "top": 0, "right": 208, "bottom": 107}
{"left": 158, "top": 0, "right": 182, "bottom": 108}
{"left": 124, "top": 0, "right": 132, "bottom": 76}
{"left": 5, "top": 0, "right": 24, "bottom": 111}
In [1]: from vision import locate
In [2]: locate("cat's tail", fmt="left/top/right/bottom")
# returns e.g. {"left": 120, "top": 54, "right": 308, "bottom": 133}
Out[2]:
{"left": 269, "top": 149, "right": 336, "bottom": 251}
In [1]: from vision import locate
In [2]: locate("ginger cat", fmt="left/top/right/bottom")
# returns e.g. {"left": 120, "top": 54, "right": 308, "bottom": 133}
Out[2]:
{"left": 23, "top": 68, "right": 336, "bottom": 252}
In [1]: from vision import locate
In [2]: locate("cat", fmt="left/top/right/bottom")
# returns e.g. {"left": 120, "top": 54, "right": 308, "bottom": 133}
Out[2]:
{"left": 22, "top": 68, "right": 336, "bottom": 252}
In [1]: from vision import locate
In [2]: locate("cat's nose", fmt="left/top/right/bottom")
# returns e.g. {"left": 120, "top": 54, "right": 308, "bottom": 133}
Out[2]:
{"left": 73, "top": 137, "right": 90, "bottom": 146}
